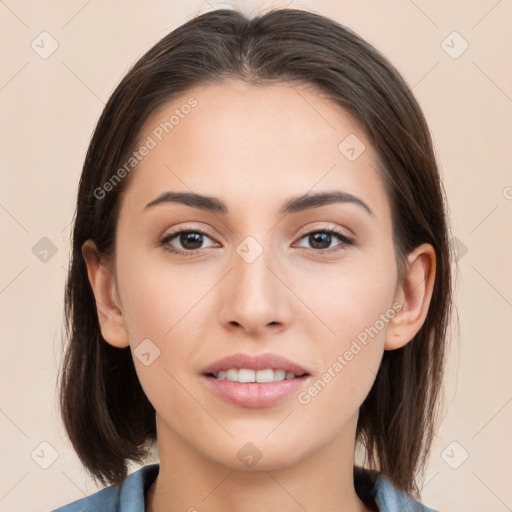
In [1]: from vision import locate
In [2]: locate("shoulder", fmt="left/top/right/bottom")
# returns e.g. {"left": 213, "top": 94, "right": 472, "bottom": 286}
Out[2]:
{"left": 50, "top": 464, "right": 159, "bottom": 512}
{"left": 355, "top": 467, "right": 441, "bottom": 512}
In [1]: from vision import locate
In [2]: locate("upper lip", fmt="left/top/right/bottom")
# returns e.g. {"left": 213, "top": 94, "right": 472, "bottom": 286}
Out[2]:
{"left": 201, "top": 353, "right": 310, "bottom": 375}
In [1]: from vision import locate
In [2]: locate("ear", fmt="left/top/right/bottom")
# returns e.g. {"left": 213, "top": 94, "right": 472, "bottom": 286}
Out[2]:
{"left": 385, "top": 243, "right": 436, "bottom": 351}
{"left": 81, "top": 239, "right": 130, "bottom": 348}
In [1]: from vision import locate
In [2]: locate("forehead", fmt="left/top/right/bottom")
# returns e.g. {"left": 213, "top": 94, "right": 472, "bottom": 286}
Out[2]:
{"left": 119, "top": 79, "right": 391, "bottom": 224}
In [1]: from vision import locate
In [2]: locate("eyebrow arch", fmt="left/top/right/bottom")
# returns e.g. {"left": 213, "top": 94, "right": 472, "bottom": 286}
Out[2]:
{"left": 144, "top": 190, "right": 374, "bottom": 217}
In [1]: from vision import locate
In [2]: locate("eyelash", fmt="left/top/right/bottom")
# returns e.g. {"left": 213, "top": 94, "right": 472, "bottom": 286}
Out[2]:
{"left": 159, "top": 225, "right": 355, "bottom": 257}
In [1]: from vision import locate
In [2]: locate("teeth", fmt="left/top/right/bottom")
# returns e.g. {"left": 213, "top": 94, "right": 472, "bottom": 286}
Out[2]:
{"left": 273, "top": 370, "right": 286, "bottom": 381}
{"left": 226, "top": 369, "right": 238, "bottom": 381}
{"left": 238, "top": 369, "right": 255, "bottom": 382}
{"left": 214, "top": 368, "right": 302, "bottom": 382}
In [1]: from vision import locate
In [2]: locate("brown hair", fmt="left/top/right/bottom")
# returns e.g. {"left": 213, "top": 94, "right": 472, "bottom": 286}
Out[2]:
{"left": 59, "top": 6, "right": 454, "bottom": 500}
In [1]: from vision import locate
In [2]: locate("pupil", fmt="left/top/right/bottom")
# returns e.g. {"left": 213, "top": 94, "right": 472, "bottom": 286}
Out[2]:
{"left": 310, "top": 232, "right": 331, "bottom": 249}
{"left": 181, "top": 232, "right": 203, "bottom": 250}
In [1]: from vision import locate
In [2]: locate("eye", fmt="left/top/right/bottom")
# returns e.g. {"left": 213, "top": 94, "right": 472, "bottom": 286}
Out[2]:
{"left": 294, "top": 227, "right": 355, "bottom": 253}
{"left": 159, "top": 226, "right": 218, "bottom": 256}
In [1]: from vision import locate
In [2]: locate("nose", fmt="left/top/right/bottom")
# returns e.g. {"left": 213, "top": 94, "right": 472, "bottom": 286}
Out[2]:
{"left": 217, "top": 239, "right": 292, "bottom": 337}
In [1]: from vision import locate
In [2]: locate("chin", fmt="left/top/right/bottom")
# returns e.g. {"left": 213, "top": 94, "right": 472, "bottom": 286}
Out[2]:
{"left": 204, "top": 436, "right": 314, "bottom": 473}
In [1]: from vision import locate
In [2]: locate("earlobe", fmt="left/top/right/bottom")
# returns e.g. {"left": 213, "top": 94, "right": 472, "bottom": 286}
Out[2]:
{"left": 384, "top": 243, "right": 436, "bottom": 351}
{"left": 81, "top": 239, "right": 130, "bottom": 348}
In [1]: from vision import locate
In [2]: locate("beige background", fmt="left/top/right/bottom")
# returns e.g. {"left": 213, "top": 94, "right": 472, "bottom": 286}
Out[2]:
{"left": 1, "top": 1, "right": 511, "bottom": 511}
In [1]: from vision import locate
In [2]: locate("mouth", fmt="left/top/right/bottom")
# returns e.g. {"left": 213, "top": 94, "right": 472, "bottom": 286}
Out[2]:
{"left": 200, "top": 353, "right": 311, "bottom": 408}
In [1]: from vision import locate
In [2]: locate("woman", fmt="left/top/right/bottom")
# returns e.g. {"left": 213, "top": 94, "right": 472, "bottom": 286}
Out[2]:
{"left": 54, "top": 6, "right": 454, "bottom": 511}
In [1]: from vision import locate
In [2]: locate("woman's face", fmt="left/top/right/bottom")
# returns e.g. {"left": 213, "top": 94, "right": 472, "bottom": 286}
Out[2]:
{"left": 101, "top": 79, "right": 405, "bottom": 469}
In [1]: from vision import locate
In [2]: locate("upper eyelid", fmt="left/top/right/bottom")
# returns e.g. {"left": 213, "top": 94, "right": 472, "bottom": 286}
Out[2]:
{"left": 162, "top": 223, "right": 353, "bottom": 239}
{"left": 162, "top": 224, "right": 216, "bottom": 241}
{"left": 295, "top": 223, "right": 353, "bottom": 239}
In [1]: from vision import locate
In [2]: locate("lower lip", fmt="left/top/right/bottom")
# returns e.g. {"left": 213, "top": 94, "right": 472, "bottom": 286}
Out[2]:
{"left": 201, "top": 375, "right": 310, "bottom": 408}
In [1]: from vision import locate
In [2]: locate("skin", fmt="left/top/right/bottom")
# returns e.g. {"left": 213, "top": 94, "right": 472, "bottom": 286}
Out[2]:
{"left": 83, "top": 79, "right": 436, "bottom": 512}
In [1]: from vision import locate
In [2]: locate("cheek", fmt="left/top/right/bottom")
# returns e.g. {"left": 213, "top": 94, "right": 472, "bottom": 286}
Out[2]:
{"left": 296, "top": 245, "right": 398, "bottom": 348}
{"left": 294, "top": 284, "right": 395, "bottom": 438}
{"left": 297, "top": 247, "right": 397, "bottom": 404}
{"left": 114, "top": 244, "right": 208, "bottom": 382}
{"left": 115, "top": 244, "right": 201, "bottom": 341}
{"left": 115, "top": 252, "right": 202, "bottom": 414}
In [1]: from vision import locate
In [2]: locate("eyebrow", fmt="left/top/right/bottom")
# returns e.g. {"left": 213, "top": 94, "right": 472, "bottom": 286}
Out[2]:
{"left": 144, "top": 190, "right": 374, "bottom": 217}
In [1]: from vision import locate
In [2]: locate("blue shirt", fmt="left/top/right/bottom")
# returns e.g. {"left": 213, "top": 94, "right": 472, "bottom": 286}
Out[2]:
{"left": 51, "top": 463, "right": 440, "bottom": 512}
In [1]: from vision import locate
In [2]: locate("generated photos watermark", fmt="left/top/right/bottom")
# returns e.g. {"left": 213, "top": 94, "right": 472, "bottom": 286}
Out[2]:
{"left": 93, "top": 96, "right": 198, "bottom": 200}
{"left": 297, "top": 301, "right": 403, "bottom": 405}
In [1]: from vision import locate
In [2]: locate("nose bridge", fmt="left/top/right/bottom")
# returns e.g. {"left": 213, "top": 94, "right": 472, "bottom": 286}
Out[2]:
{"left": 233, "top": 232, "right": 278, "bottom": 306}
{"left": 218, "top": 229, "right": 290, "bottom": 333}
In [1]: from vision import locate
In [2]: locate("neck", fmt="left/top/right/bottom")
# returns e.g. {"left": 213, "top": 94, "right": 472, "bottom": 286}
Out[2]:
{"left": 146, "top": 414, "right": 372, "bottom": 512}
